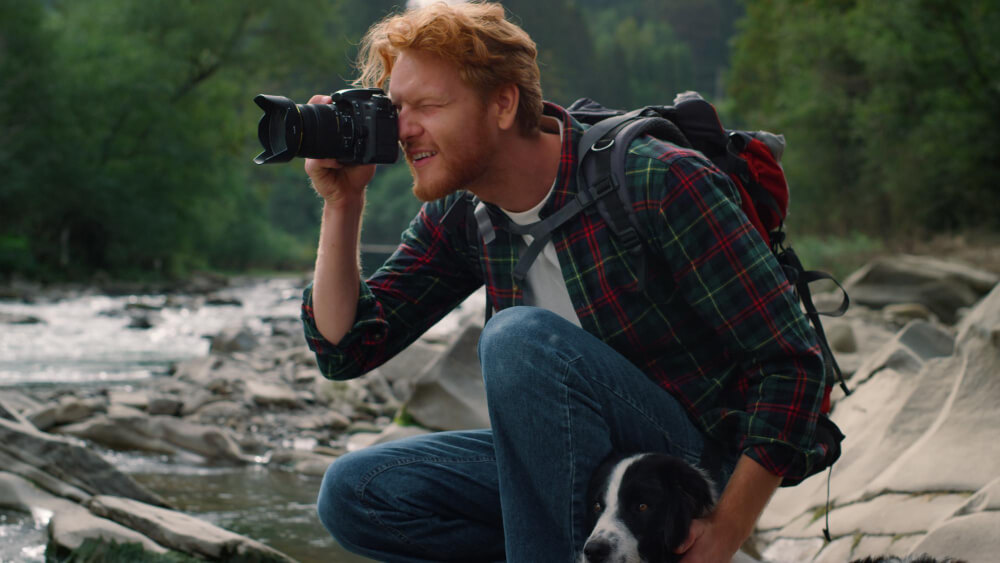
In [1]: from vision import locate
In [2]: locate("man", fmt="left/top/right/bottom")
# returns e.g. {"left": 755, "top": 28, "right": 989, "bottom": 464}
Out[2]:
{"left": 303, "top": 2, "right": 828, "bottom": 562}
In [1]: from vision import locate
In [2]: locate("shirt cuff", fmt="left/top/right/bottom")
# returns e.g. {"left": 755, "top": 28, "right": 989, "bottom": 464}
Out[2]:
{"left": 300, "top": 281, "right": 388, "bottom": 379}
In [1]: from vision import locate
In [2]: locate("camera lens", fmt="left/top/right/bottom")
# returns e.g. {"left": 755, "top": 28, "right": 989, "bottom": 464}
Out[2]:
{"left": 297, "top": 103, "right": 351, "bottom": 160}
{"left": 253, "top": 95, "right": 351, "bottom": 164}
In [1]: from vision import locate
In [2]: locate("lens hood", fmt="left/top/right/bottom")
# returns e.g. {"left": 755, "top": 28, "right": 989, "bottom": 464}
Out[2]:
{"left": 253, "top": 94, "right": 301, "bottom": 164}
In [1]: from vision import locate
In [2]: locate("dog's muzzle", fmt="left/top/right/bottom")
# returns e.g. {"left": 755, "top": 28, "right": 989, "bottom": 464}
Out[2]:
{"left": 582, "top": 537, "right": 612, "bottom": 563}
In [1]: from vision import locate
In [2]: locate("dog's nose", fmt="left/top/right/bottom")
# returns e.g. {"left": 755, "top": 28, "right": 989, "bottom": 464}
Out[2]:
{"left": 583, "top": 539, "right": 611, "bottom": 562}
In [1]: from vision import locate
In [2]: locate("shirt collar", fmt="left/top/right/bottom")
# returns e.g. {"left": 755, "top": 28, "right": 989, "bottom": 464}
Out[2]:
{"left": 539, "top": 101, "right": 587, "bottom": 219}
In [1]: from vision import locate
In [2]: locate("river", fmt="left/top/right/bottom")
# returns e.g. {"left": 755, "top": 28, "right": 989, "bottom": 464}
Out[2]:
{"left": 0, "top": 277, "right": 372, "bottom": 562}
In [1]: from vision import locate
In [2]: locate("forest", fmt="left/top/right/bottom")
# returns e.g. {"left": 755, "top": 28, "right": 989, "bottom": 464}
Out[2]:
{"left": 1, "top": 0, "right": 997, "bottom": 281}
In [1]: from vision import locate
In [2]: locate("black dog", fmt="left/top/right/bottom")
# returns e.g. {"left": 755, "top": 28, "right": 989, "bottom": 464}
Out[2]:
{"left": 581, "top": 452, "right": 717, "bottom": 563}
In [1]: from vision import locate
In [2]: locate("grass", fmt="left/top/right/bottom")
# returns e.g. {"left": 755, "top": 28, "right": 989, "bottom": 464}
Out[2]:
{"left": 780, "top": 231, "right": 885, "bottom": 281}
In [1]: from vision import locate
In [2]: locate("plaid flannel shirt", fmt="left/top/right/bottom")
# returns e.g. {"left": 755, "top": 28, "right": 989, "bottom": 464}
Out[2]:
{"left": 303, "top": 102, "right": 828, "bottom": 482}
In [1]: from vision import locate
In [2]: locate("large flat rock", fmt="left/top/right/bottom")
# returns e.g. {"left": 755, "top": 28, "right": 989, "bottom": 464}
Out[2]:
{"left": 0, "top": 417, "right": 166, "bottom": 507}
{"left": 86, "top": 495, "right": 296, "bottom": 562}
{"left": 760, "top": 323, "right": 960, "bottom": 529}
{"left": 0, "top": 472, "right": 167, "bottom": 555}
{"left": 759, "top": 282, "right": 1000, "bottom": 562}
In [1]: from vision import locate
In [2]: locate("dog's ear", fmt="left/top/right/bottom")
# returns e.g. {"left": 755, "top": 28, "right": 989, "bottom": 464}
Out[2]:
{"left": 675, "top": 463, "right": 716, "bottom": 518}
{"left": 661, "top": 506, "right": 692, "bottom": 559}
{"left": 661, "top": 461, "right": 717, "bottom": 556}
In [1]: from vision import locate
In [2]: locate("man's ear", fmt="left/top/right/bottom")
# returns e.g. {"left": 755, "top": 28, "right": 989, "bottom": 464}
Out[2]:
{"left": 492, "top": 83, "right": 519, "bottom": 131}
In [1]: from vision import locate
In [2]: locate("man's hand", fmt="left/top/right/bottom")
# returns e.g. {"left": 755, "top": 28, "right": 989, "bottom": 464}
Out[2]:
{"left": 303, "top": 94, "right": 376, "bottom": 206}
{"left": 675, "top": 455, "right": 782, "bottom": 563}
{"left": 675, "top": 515, "right": 743, "bottom": 563}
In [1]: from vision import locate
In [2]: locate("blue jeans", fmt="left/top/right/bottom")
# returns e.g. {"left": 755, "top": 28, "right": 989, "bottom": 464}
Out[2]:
{"left": 317, "top": 307, "right": 736, "bottom": 562}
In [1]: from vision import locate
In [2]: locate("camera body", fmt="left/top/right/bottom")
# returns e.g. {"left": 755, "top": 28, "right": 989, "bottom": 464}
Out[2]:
{"left": 253, "top": 88, "right": 398, "bottom": 165}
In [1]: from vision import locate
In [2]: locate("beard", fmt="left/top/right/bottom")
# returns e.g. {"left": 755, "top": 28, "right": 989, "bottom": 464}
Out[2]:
{"left": 408, "top": 120, "right": 495, "bottom": 203}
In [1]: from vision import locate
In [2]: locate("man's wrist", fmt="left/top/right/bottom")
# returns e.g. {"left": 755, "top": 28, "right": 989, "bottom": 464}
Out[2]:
{"left": 710, "top": 455, "right": 782, "bottom": 546}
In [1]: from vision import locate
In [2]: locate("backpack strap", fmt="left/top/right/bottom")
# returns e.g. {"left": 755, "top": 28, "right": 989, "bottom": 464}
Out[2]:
{"left": 775, "top": 245, "right": 852, "bottom": 401}
{"left": 468, "top": 113, "right": 690, "bottom": 295}
{"left": 577, "top": 115, "right": 691, "bottom": 291}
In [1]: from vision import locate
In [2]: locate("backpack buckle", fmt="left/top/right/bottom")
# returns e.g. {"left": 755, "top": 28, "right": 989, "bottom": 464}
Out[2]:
{"left": 583, "top": 175, "right": 616, "bottom": 201}
{"left": 617, "top": 226, "right": 643, "bottom": 255}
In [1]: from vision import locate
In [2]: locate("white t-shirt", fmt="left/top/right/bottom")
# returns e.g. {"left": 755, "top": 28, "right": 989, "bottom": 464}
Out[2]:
{"left": 500, "top": 117, "right": 580, "bottom": 327}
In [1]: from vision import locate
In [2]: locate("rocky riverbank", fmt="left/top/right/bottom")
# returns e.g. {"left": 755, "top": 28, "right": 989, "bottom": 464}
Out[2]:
{"left": 2, "top": 253, "right": 999, "bottom": 561}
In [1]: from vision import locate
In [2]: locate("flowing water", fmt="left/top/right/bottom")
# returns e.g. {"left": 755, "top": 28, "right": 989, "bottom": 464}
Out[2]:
{"left": 0, "top": 277, "right": 372, "bottom": 562}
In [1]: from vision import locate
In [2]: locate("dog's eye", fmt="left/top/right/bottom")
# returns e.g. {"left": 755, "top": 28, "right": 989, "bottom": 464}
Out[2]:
{"left": 592, "top": 502, "right": 603, "bottom": 514}
{"left": 637, "top": 503, "right": 649, "bottom": 512}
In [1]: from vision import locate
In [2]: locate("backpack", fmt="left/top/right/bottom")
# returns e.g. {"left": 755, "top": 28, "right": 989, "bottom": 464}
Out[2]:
{"left": 567, "top": 92, "right": 851, "bottom": 415}
{"left": 460, "top": 90, "right": 847, "bottom": 486}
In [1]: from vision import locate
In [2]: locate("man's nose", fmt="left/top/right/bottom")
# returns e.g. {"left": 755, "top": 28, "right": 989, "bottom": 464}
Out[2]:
{"left": 397, "top": 108, "right": 421, "bottom": 142}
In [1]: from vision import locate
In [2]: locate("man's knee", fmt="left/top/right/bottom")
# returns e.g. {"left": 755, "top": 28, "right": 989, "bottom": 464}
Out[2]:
{"left": 479, "top": 307, "right": 576, "bottom": 401}
{"left": 478, "top": 306, "right": 565, "bottom": 361}
{"left": 316, "top": 451, "right": 370, "bottom": 549}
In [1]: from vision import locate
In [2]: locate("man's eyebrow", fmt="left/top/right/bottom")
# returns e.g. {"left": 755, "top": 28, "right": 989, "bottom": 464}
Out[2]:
{"left": 392, "top": 94, "right": 448, "bottom": 108}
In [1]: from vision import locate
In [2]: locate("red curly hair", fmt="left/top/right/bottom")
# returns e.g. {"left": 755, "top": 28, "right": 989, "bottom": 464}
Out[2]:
{"left": 354, "top": 1, "right": 543, "bottom": 135}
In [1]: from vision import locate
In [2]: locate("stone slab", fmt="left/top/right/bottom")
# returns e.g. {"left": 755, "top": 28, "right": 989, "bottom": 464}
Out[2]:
{"left": 909, "top": 511, "right": 1000, "bottom": 563}
{"left": 772, "top": 493, "right": 967, "bottom": 539}
{"left": 759, "top": 537, "right": 825, "bottom": 563}
{"left": 87, "top": 495, "right": 295, "bottom": 562}
{"left": 863, "top": 338, "right": 1000, "bottom": 495}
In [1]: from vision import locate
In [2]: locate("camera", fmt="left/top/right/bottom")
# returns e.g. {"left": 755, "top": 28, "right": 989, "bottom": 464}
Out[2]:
{"left": 253, "top": 88, "right": 398, "bottom": 165}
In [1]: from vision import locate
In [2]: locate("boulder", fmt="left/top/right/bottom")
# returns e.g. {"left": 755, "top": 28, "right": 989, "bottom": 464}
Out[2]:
{"left": 188, "top": 400, "right": 248, "bottom": 423}
{"left": 824, "top": 321, "right": 857, "bottom": 354}
{"left": 375, "top": 339, "right": 447, "bottom": 400}
{"left": 0, "top": 449, "right": 91, "bottom": 502}
{"left": 86, "top": 495, "right": 296, "bottom": 562}
{"left": 842, "top": 255, "right": 999, "bottom": 323}
{"left": 154, "top": 416, "right": 251, "bottom": 463}
{"left": 108, "top": 389, "right": 150, "bottom": 410}
{"left": 849, "top": 320, "right": 955, "bottom": 386}
{"left": 171, "top": 356, "right": 222, "bottom": 386}
{"left": 909, "top": 512, "right": 1000, "bottom": 563}
{"left": 267, "top": 448, "right": 339, "bottom": 477}
{"left": 58, "top": 408, "right": 251, "bottom": 463}
{"left": 0, "top": 311, "right": 44, "bottom": 324}
{"left": 0, "top": 472, "right": 168, "bottom": 555}
{"left": 402, "top": 321, "right": 490, "bottom": 431}
{"left": 245, "top": 380, "right": 301, "bottom": 408}
{"left": 360, "top": 422, "right": 431, "bottom": 448}
{"left": 0, "top": 391, "right": 44, "bottom": 420}
{"left": 58, "top": 406, "right": 179, "bottom": 456}
{"left": 127, "top": 313, "right": 156, "bottom": 329}
{"left": 147, "top": 395, "right": 183, "bottom": 416}
{"left": 49, "top": 506, "right": 169, "bottom": 555}
{"left": 0, "top": 417, "right": 166, "bottom": 507}
{"left": 758, "top": 282, "right": 1000, "bottom": 562}
{"left": 27, "top": 395, "right": 105, "bottom": 430}
{"left": 210, "top": 325, "right": 259, "bottom": 354}
{"left": 882, "top": 302, "right": 936, "bottom": 324}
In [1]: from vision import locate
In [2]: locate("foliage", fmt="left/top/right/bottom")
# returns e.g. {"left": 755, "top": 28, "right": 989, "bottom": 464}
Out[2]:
{"left": 728, "top": 0, "right": 1000, "bottom": 238}
{"left": 784, "top": 230, "right": 884, "bottom": 281}
{"left": 3, "top": 0, "right": 994, "bottom": 281}
{"left": 0, "top": 0, "right": 387, "bottom": 280}
{"left": 364, "top": 161, "right": 423, "bottom": 245}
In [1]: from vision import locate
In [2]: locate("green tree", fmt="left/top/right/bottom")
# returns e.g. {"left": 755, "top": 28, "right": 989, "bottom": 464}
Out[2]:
{"left": 0, "top": 0, "right": 377, "bottom": 279}
{"left": 728, "top": 0, "right": 1000, "bottom": 237}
